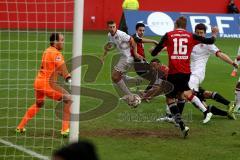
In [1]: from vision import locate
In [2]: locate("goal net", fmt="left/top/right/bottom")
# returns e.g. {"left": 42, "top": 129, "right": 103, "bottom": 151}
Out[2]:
{"left": 0, "top": 0, "right": 75, "bottom": 159}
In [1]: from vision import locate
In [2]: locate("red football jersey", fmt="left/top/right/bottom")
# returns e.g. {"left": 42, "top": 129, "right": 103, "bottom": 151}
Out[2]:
{"left": 163, "top": 29, "right": 199, "bottom": 74}
{"left": 131, "top": 33, "right": 145, "bottom": 58}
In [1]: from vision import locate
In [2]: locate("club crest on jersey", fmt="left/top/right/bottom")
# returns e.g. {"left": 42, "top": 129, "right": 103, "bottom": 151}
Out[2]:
{"left": 55, "top": 56, "right": 61, "bottom": 61}
{"left": 115, "top": 36, "right": 119, "bottom": 40}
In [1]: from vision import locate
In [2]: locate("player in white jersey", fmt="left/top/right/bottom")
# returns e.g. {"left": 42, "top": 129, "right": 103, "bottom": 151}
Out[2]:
{"left": 158, "top": 23, "right": 237, "bottom": 123}
{"left": 101, "top": 21, "right": 144, "bottom": 99}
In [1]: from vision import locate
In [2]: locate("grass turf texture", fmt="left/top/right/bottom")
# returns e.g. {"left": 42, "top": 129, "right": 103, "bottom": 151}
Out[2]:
{"left": 0, "top": 30, "right": 240, "bottom": 160}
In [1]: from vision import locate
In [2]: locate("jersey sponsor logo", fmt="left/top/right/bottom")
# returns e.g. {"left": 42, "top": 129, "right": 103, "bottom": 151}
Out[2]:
{"left": 147, "top": 12, "right": 174, "bottom": 35}
{"left": 170, "top": 34, "right": 190, "bottom": 38}
{"left": 125, "top": 10, "right": 240, "bottom": 38}
{"left": 171, "top": 55, "right": 189, "bottom": 59}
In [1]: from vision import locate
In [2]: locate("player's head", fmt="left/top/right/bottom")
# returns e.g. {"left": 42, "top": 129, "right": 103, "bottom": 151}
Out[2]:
{"left": 195, "top": 23, "right": 207, "bottom": 37}
{"left": 135, "top": 23, "right": 145, "bottom": 38}
{"left": 150, "top": 58, "right": 161, "bottom": 71}
{"left": 50, "top": 33, "right": 64, "bottom": 50}
{"left": 175, "top": 16, "right": 187, "bottom": 29}
{"left": 107, "top": 20, "right": 117, "bottom": 35}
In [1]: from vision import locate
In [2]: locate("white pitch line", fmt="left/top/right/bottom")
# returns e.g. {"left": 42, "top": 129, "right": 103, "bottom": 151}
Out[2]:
{"left": 0, "top": 139, "right": 50, "bottom": 160}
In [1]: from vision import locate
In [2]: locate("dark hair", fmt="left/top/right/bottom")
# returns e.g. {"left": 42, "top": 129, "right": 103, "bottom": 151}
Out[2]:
{"left": 53, "top": 141, "right": 99, "bottom": 160}
{"left": 195, "top": 23, "right": 207, "bottom": 33}
{"left": 107, "top": 20, "right": 115, "bottom": 26}
{"left": 175, "top": 16, "right": 187, "bottom": 29}
{"left": 50, "top": 33, "right": 60, "bottom": 46}
{"left": 135, "top": 23, "right": 145, "bottom": 30}
{"left": 150, "top": 58, "right": 161, "bottom": 64}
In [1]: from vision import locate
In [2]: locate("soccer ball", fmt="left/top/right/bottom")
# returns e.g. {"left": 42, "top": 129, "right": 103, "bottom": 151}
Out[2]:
{"left": 121, "top": 94, "right": 142, "bottom": 108}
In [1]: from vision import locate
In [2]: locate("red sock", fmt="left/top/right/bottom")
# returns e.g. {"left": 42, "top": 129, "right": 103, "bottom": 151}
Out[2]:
{"left": 17, "top": 104, "right": 40, "bottom": 129}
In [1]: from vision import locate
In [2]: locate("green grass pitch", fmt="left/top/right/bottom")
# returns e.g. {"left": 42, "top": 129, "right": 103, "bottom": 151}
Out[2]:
{"left": 0, "top": 30, "right": 240, "bottom": 160}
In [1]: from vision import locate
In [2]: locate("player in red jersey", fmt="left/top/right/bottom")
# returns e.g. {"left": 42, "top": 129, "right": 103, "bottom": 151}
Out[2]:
{"left": 151, "top": 16, "right": 219, "bottom": 138}
{"left": 126, "top": 23, "right": 158, "bottom": 81}
{"left": 121, "top": 23, "right": 158, "bottom": 89}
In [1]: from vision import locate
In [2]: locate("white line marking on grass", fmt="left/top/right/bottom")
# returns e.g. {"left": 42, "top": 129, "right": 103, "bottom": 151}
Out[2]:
{"left": 0, "top": 139, "right": 50, "bottom": 160}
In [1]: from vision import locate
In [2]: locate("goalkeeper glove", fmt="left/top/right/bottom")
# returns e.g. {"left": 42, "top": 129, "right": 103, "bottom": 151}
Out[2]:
{"left": 65, "top": 76, "right": 72, "bottom": 89}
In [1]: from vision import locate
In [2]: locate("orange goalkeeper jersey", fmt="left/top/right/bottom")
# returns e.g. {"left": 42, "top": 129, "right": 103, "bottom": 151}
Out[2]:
{"left": 36, "top": 46, "right": 70, "bottom": 82}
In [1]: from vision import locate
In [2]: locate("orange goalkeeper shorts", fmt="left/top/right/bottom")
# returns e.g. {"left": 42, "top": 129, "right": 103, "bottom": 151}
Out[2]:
{"left": 34, "top": 78, "right": 64, "bottom": 101}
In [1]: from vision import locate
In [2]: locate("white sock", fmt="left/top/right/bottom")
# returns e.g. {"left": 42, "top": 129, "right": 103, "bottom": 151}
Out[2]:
{"left": 116, "top": 79, "right": 132, "bottom": 95}
{"left": 191, "top": 96, "right": 207, "bottom": 112}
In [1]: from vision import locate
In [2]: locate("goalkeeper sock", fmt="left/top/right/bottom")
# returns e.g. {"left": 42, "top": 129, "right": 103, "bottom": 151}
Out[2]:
{"left": 62, "top": 104, "right": 70, "bottom": 131}
{"left": 17, "top": 104, "right": 40, "bottom": 129}
{"left": 212, "top": 92, "right": 230, "bottom": 106}
{"left": 208, "top": 105, "right": 227, "bottom": 116}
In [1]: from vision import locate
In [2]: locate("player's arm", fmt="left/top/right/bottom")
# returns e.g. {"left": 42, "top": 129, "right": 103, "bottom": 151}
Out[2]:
{"left": 133, "top": 36, "right": 158, "bottom": 45}
{"left": 101, "top": 42, "right": 113, "bottom": 64}
{"left": 151, "top": 33, "right": 168, "bottom": 56}
{"left": 216, "top": 51, "right": 238, "bottom": 68}
{"left": 193, "top": 34, "right": 216, "bottom": 44}
{"left": 193, "top": 26, "right": 219, "bottom": 44}
{"left": 60, "top": 63, "right": 71, "bottom": 82}
{"left": 55, "top": 55, "right": 71, "bottom": 83}
{"left": 141, "top": 38, "right": 158, "bottom": 45}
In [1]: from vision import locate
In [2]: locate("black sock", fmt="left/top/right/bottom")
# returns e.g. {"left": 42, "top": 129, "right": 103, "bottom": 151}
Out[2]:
{"left": 177, "top": 100, "right": 186, "bottom": 115}
{"left": 212, "top": 92, "right": 230, "bottom": 106}
{"left": 208, "top": 105, "right": 227, "bottom": 116}
{"left": 169, "top": 103, "right": 185, "bottom": 130}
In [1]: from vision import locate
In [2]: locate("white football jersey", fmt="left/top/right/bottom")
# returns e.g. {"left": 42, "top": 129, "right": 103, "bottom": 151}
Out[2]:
{"left": 108, "top": 30, "right": 133, "bottom": 62}
{"left": 191, "top": 44, "right": 220, "bottom": 79}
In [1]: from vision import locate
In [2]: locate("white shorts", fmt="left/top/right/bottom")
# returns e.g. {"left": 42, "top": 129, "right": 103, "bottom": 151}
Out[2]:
{"left": 188, "top": 74, "right": 204, "bottom": 92}
{"left": 114, "top": 56, "right": 133, "bottom": 73}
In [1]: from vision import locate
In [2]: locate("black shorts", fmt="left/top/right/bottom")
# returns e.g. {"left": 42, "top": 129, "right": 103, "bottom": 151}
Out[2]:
{"left": 133, "top": 59, "right": 152, "bottom": 81}
{"left": 166, "top": 73, "right": 191, "bottom": 98}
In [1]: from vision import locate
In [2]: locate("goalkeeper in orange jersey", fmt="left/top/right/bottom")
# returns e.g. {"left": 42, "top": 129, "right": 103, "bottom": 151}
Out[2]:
{"left": 16, "top": 33, "right": 72, "bottom": 137}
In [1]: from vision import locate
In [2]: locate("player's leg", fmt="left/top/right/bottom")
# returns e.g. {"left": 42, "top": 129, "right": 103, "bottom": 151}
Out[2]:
{"left": 112, "top": 57, "right": 133, "bottom": 96}
{"left": 177, "top": 99, "right": 186, "bottom": 115}
{"left": 183, "top": 73, "right": 212, "bottom": 123}
{"left": 187, "top": 74, "right": 208, "bottom": 113}
{"left": 235, "top": 82, "right": 240, "bottom": 112}
{"left": 207, "top": 105, "right": 236, "bottom": 119}
{"left": 197, "top": 87, "right": 235, "bottom": 117}
{"left": 47, "top": 83, "right": 72, "bottom": 135}
{"left": 167, "top": 97, "right": 189, "bottom": 137}
{"left": 201, "top": 88, "right": 231, "bottom": 106}
{"left": 184, "top": 90, "right": 213, "bottom": 123}
{"left": 165, "top": 74, "right": 189, "bottom": 137}
{"left": 16, "top": 89, "right": 44, "bottom": 132}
